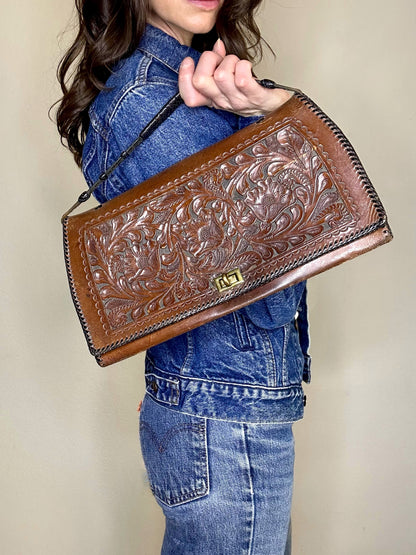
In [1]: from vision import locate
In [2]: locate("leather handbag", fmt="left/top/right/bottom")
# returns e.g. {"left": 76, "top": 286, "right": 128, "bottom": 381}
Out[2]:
{"left": 62, "top": 84, "right": 393, "bottom": 366}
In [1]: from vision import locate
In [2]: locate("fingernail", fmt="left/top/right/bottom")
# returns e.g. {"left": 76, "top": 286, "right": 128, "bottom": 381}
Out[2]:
{"left": 180, "top": 57, "right": 193, "bottom": 67}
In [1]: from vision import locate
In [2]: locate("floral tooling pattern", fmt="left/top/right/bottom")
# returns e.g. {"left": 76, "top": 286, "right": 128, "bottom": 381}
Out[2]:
{"left": 84, "top": 123, "right": 355, "bottom": 331}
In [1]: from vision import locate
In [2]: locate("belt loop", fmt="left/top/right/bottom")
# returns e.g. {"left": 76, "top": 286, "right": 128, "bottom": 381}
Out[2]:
{"left": 145, "top": 373, "right": 180, "bottom": 405}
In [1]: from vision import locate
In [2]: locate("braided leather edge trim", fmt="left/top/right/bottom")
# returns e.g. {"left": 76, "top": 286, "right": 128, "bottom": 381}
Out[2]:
{"left": 63, "top": 218, "right": 98, "bottom": 356}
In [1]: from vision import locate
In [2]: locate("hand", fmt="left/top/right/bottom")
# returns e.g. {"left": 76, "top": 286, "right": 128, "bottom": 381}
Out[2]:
{"left": 178, "top": 39, "right": 291, "bottom": 117}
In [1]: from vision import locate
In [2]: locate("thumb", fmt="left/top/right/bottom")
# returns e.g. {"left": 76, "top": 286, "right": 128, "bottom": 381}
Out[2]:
{"left": 212, "top": 38, "right": 226, "bottom": 58}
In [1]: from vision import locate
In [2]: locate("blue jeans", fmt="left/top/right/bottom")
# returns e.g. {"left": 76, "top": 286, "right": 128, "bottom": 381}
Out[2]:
{"left": 140, "top": 394, "right": 294, "bottom": 554}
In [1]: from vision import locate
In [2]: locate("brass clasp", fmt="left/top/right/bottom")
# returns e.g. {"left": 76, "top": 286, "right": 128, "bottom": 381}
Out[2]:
{"left": 213, "top": 268, "right": 244, "bottom": 293}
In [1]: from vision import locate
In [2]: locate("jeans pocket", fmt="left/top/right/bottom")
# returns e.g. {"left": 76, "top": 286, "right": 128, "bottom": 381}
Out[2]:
{"left": 139, "top": 394, "right": 209, "bottom": 506}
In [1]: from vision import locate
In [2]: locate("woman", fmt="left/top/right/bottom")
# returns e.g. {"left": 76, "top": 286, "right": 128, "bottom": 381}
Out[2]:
{"left": 56, "top": 1, "right": 311, "bottom": 553}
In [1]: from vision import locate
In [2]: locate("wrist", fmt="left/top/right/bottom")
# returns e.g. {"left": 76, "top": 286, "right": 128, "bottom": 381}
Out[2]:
{"left": 260, "top": 88, "right": 293, "bottom": 115}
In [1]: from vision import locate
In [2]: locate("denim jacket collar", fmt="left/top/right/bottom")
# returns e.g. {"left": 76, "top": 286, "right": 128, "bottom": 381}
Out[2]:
{"left": 138, "top": 25, "right": 201, "bottom": 75}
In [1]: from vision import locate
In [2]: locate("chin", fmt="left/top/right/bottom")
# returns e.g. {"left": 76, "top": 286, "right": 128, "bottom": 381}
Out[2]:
{"left": 189, "top": 17, "right": 217, "bottom": 36}
{"left": 192, "top": 25, "right": 216, "bottom": 35}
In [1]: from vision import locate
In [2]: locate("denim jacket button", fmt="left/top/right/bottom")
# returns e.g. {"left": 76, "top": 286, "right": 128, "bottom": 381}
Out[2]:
{"left": 150, "top": 381, "right": 159, "bottom": 394}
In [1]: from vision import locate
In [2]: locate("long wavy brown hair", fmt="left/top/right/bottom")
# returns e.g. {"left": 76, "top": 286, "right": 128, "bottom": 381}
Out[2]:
{"left": 56, "top": 0, "right": 267, "bottom": 167}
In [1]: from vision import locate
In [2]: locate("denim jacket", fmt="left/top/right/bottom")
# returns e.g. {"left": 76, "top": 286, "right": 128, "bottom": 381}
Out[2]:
{"left": 82, "top": 25, "right": 311, "bottom": 423}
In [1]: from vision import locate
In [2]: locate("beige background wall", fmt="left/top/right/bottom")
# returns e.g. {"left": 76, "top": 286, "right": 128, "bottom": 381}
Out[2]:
{"left": 1, "top": 0, "right": 414, "bottom": 553}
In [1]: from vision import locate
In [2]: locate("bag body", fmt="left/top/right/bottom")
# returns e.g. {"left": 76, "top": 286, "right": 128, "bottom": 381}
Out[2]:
{"left": 63, "top": 91, "right": 392, "bottom": 366}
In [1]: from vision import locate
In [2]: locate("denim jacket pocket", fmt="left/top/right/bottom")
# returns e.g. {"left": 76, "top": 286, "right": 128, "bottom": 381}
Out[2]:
{"left": 232, "top": 310, "right": 254, "bottom": 351}
{"left": 282, "top": 321, "right": 305, "bottom": 386}
{"left": 139, "top": 395, "right": 209, "bottom": 506}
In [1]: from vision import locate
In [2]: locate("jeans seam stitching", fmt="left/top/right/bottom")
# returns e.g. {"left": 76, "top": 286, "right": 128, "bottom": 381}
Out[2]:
{"left": 242, "top": 424, "right": 255, "bottom": 554}
{"left": 282, "top": 323, "right": 290, "bottom": 385}
{"left": 260, "top": 329, "right": 277, "bottom": 387}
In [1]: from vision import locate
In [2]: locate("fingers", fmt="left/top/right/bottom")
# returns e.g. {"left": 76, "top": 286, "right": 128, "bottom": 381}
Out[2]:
{"left": 179, "top": 38, "right": 287, "bottom": 115}
{"left": 234, "top": 60, "right": 259, "bottom": 96}
{"left": 178, "top": 57, "right": 209, "bottom": 107}
{"left": 179, "top": 39, "right": 229, "bottom": 108}
{"left": 192, "top": 50, "right": 225, "bottom": 95}
{"left": 211, "top": 40, "right": 259, "bottom": 103}
{"left": 189, "top": 51, "right": 257, "bottom": 111}
{"left": 214, "top": 57, "right": 260, "bottom": 109}
{"left": 179, "top": 48, "right": 227, "bottom": 107}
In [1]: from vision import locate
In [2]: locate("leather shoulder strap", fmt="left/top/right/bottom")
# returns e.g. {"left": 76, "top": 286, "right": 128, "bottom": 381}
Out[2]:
{"left": 61, "top": 92, "right": 184, "bottom": 222}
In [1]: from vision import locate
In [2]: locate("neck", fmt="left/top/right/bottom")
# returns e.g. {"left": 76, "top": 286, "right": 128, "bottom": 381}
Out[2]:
{"left": 146, "top": 15, "right": 193, "bottom": 46}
